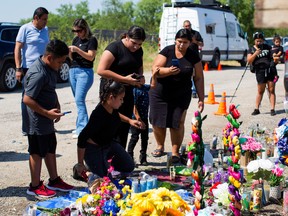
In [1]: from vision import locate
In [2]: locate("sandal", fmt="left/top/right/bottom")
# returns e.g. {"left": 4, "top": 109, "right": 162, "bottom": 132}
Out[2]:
{"left": 151, "top": 149, "right": 165, "bottom": 157}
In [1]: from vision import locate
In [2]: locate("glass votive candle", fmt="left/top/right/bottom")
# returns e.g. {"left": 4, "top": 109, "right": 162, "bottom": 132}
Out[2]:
{"left": 283, "top": 189, "right": 288, "bottom": 214}
{"left": 140, "top": 179, "right": 147, "bottom": 192}
{"left": 131, "top": 178, "right": 140, "bottom": 193}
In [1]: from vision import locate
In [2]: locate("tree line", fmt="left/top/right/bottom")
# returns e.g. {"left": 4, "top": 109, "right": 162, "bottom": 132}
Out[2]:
{"left": 20, "top": 0, "right": 288, "bottom": 46}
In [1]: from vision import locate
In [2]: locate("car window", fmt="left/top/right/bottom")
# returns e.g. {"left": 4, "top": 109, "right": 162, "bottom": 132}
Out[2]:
{"left": 0, "top": 29, "right": 19, "bottom": 42}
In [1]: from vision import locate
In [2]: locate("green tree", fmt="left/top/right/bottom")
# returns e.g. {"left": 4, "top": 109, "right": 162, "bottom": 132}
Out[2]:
{"left": 133, "top": 0, "right": 164, "bottom": 34}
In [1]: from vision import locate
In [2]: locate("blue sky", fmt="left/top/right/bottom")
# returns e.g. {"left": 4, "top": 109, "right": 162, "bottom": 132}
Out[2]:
{"left": 0, "top": 0, "right": 139, "bottom": 23}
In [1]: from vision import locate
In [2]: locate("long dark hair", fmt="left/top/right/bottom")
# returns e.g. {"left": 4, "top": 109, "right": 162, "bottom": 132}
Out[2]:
{"left": 100, "top": 80, "right": 125, "bottom": 103}
{"left": 73, "top": 18, "right": 93, "bottom": 39}
{"left": 121, "top": 25, "right": 146, "bottom": 41}
{"left": 175, "top": 28, "right": 192, "bottom": 42}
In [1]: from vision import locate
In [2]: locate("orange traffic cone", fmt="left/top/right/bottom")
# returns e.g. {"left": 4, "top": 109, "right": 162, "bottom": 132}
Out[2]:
{"left": 205, "top": 84, "right": 219, "bottom": 104}
{"left": 217, "top": 63, "right": 222, "bottom": 71}
{"left": 214, "top": 92, "right": 228, "bottom": 115}
{"left": 204, "top": 62, "right": 209, "bottom": 71}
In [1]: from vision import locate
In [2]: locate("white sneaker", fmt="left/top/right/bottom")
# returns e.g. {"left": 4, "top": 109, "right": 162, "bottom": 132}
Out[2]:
{"left": 72, "top": 134, "right": 78, "bottom": 139}
{"left": 72, "top": 130, "right": 76, "bottom": 134}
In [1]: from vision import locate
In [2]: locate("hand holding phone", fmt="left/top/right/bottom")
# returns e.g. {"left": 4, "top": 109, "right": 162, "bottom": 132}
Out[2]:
{"left": 131, "top": 73, "right": 144, "bottom": 80}
{"left": 171, "top": 59, "right": 179, "bottom": 68}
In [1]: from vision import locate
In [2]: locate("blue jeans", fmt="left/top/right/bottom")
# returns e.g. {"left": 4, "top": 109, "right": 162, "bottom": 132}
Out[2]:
{"left": 192, "top": 79, "right": 197, "bottom": 94}
{"left": 69, "top": 67, "right": 94, "bottom": 135}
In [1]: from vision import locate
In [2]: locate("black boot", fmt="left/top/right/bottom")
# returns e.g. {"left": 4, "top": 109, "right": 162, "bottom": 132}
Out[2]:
{"left": 139, "top": 154, "right": 148, "bottom": 166}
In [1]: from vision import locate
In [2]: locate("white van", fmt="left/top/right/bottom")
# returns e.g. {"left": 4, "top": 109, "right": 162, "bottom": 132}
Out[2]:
{"left": 158, "top": 0, "right": 249, "bottom": 67}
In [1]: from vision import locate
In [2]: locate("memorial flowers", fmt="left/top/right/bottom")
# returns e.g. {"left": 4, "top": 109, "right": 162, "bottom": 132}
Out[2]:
{"left": 269, "top": 164, "right": 284, "bottom": 187}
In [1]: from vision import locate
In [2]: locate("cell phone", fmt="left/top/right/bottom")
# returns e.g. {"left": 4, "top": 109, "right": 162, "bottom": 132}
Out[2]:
{"left": 62, "top": 111, "right": 72, "bottom": 115}
{"left": 257, "top": 44, "right": 263, "bottom": 50}
{"left": 172, "top": 59, "right": 179, "bottom": 67}
{"left": 132, "top": 73, "right": 144, "bottom": 80}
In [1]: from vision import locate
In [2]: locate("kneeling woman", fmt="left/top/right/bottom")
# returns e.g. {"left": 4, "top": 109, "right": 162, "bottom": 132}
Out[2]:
{"left": 76, "top": 80, "right": 142, "bottom": 179}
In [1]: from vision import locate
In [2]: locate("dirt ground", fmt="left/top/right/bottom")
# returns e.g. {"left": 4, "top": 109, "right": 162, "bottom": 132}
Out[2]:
{"left": 0, "top": 62, "right": 286, "bottom": 215}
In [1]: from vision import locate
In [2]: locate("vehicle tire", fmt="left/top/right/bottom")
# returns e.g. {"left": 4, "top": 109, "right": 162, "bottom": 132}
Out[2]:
{"left": 239, "top": 51, "right": 247, "bottom": 67}
{"left": 211, "top": 51, "right": 220, "bottom": 68}
{"left": 57, "top": 60, "right": 70, "bottom": 83}
{"left": 0, "top": 62, "right": 18, "bottom": 92}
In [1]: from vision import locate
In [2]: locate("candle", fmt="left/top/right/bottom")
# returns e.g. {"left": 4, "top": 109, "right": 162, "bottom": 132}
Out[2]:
{"left": 283, "top": 189, "right": 288, "bottom": 214}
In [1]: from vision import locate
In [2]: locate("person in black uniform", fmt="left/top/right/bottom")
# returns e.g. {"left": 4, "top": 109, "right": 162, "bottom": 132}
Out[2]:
{"left": 149, "top": 28, "right": 204, "bottom": 164}
{"left": 247, "top": 32, "right": 276, "bottom": 116}
{"left": 183, "top": 20, "right": 204, "bottom": 99}
{"left": 76, "top": 81, "right": 143, "bottom": 179}
{"left": 97, "top": 25, "right": 146, "bottom": 150}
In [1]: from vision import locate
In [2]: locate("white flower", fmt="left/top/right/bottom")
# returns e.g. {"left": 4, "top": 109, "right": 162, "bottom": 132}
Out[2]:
{"left": 212, "top": 182, "right": 230, "bottom": 207}
{"left": 247, "top": 159, "right": 274, "bottom": 173}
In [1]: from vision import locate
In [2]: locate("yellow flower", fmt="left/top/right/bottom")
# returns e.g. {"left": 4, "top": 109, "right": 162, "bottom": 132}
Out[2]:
{"left": 151, "top": 187, "right": 182, "bottom": 211}
{"left": 132, "top": 190, "right": 152, "bottom": 205}
{"left": 129, "top": 203, "right": 158, "bottom": 216}
{"left": 165, "top": 208, "right": 185, "bottom": 216}
{"left": 122, "top": 185, "right": 132, "bottom": 194}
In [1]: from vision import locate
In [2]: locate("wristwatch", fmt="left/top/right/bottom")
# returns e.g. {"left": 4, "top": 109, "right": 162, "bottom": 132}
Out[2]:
{"left": 16, "top": 67, "right": 22, "bottom": 71}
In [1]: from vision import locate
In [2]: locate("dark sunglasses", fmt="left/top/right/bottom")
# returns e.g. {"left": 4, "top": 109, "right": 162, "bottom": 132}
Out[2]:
{"left": 71, "top": 29, "right": 83, "bottom": 33}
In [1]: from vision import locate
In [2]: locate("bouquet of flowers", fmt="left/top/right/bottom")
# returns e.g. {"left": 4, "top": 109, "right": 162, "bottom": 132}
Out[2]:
{"left": 119, "top": 187, "right": 190, "bottom": 216}
{"left": 241, "top": 136, "right": 263, "bottom": 160}
{"left": 270, "top": 164, "right": 284, "bottom": 187}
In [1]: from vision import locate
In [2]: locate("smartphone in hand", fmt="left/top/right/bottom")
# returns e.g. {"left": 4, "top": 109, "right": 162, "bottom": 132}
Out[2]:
{"left": 172, "top": 59, "right": 179, "bottom": 67}
{"left": 132, "top": 73, "right": 144, "bottom": 80}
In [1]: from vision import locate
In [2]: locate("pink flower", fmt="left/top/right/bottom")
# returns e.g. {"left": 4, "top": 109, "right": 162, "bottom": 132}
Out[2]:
{"left": 272, "top": 164, "right": 284, "bottom": 177}
{"left": 192, "top": 133, "right": 200, "bottom": 143}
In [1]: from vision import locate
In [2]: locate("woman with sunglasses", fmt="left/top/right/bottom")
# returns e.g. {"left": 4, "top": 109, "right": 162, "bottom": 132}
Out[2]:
{"left": 149, "top": 28, "right": 204, "bottom": 163}
{"left": 247, "top": 32, "right": 276, "bottom": 116}
{"left": 97, "top": 25, "right": 146, "bottom": 149}
{"left": 74, "top": 81, "right": 142, "bottom": 180}
{"left": 69, "top": 18, "right": 98, "bottom": 139}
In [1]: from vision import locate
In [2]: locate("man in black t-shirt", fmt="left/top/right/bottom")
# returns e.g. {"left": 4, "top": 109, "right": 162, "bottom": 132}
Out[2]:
{"left": 183, "top": 20, "right": 204, "bottom": 98}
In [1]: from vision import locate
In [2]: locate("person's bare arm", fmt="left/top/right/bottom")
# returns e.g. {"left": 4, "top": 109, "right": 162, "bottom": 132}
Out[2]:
{"left": 23, "top": 95, "right": 63, "bottom": 120}
{"left": 97, "top": 50, "right": 140, "bottom": 86}
{"left": 247, "top": 47, "right": 261, "bottom": 65}
{"left": 193, "top": 61, "right": 205, "bottom": 112}
{"left": 152, "top": 54, "right": 180, "bottom": 78}
{"left": 14, "top": 41, "right": 23, "bottom": 82}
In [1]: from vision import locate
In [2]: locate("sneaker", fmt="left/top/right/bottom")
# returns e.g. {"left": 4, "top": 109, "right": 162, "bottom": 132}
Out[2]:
{"left": 27, "top": 181, "right": 56, "bottom": 198}
{"left": 251, "top": 109, "right": 260, "bottom": 115}
{"left": 271, "top": 109, "right": 276, "bottom": 116}
{"left": 72, "top": 134, "right": 78, "bottom": 139}
{"left": 192, "top": 93, "right": 198, "bottom": 98}
{"left": 46, "top": 177, "right": 74, "bottom": 192}
{"left": 72, "top": 130, "right": 76, "bottom": 134}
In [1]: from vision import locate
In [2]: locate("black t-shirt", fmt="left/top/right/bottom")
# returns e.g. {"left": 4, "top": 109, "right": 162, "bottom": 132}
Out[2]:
{"left": 77, "top": 103, "right": 121, "bottom": 148}
{"left": 189, "top": 29, "right": 203, "bottom": 51}
{"left": 152, "top": 45, "right": 200, "bottom": 107}
{"left": 71, "top": 36, "right": 98, "bottom": 68}
{"left": 105, "top": 40, "right": 143, "bottom": 76}
{"left": 249, "top": 44, "right": 271, "bottom": 69}
{"left": 271, "top": 45, "right": 284, "bottom": 56}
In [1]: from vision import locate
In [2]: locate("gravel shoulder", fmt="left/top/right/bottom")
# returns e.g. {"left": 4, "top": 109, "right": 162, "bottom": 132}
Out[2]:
{"left": 0, "top": 63, "right": 286, "bottom": 215}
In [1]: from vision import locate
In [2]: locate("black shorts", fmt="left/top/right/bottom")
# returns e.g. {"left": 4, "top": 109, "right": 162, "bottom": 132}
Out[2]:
{"left": 28, "top": 133, "right": 57, "bottom": 157}
{"left": 255, "top": 68, "right": 276, "bottom": 84}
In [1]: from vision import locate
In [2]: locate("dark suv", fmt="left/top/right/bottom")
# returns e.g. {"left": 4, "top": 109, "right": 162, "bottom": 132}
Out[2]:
{"left": 0, "top": 22, "right": 70, "bottom": 92}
